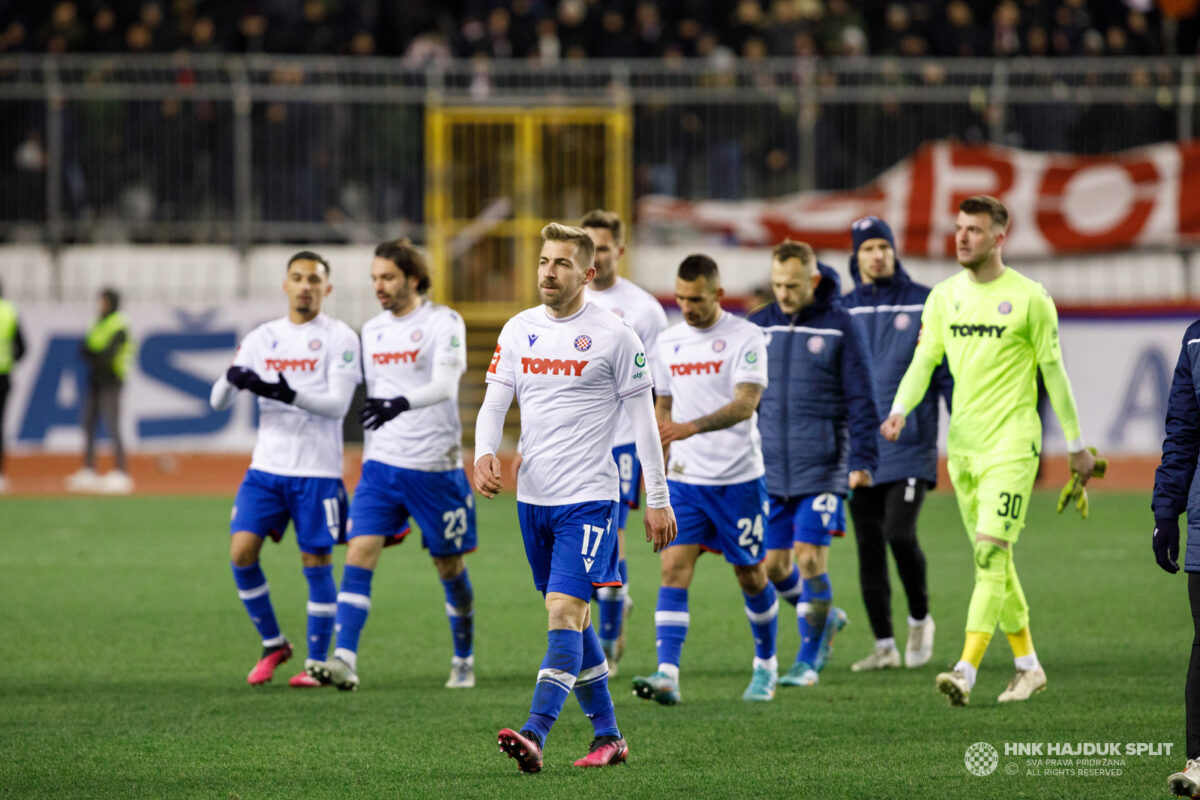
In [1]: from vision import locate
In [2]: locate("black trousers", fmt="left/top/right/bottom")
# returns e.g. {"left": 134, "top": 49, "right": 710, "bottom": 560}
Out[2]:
{"left": 847, "top": 478, "right": 931, "bottom": 641}
{"left": 1188, "top": 573, "right": 1200, "bottom": 759}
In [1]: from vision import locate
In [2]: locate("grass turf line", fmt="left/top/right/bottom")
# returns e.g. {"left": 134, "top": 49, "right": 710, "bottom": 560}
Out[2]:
{"left": 0, "top": 491, "right": 1184, "bottom": 799}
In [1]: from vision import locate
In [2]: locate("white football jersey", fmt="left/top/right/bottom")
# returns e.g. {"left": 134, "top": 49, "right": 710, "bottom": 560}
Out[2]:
{"left": 486, "top": 301, "right": 653, "bottom": 506}
{"left": 361, "top": 301, "right": 467, "bottom": 471}
{"left": 657, "top": 310, "right": 768, "bottom": 485}
{"left": 585, "top": 276, "right": 669, "bottom": 447}
{"left": 233, "top": 314, "right": 362, "bottom": 479}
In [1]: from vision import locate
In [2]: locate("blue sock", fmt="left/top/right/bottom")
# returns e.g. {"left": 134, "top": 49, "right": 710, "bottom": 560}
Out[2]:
{"left": 743, "top": 584, "right": 778, "bottom": 661}
{"left": 796, "top": 573, "right": 832, "bottom": 667}
{"left": 441, "top": 569, "right": 474, "bottom": 659}
{"left": 574, "top": 626, "right": 620, "bottom": 738}
{"left": 333, "top": 565, "right": 374, "bottom": 659}
{"left": 232, "top": 562, "right": 284, "bottom": 647}
{"left": 772, "top": 565, "right": 803, "bottom": 607}
{"left": 303, "top": 565, "right": 337, "bottom": 661}
{"left": 654, "top": 586, "right": 689, "bottom": 669}
{"left": 523, "top": 629, "right": 583, "bottom": 746}
{"left": 598, "top": 559, "right": 631, "bottom": 647}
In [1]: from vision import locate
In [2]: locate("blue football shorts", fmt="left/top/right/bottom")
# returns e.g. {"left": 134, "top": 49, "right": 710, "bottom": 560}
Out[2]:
{"left": 612, "top": 442, "right": 643, "bottom": 530}
{"left": 667, "top": 477, "right": 769, "bottom": 565}
{"left": 766, "top": 492, "right": 846, "bottom": 550}
{"left": 347, "top": 460, "right": 477, "bottom": 557}
{"left": 517, "top": 500, "right": 621, "bottom": 600}
{"left": 230, "top": 468, "right": 347, "bottom": 555}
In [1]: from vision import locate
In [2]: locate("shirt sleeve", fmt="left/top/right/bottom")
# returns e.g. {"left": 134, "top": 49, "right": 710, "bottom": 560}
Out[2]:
{"left": 485, "top": 321, "right": 516, "bottom": 389}
{"left": 892, "top": 288, "right": 945, "bottom": 416}
{"left": 731, "top": 326, "right": 768, "bottom": 387}
{"left": 1154, "top": 326, "right": 1200, "bottom": 520}
{"left": 840, "top": 313, "right": 880, "bottom": 474}
{"left": 1028, "top": 284, "right": 1064, "bottom": 365}
{"left": 231, "top": 328, "right": 258, "bottom": 369}
{"left": 613, "top": 321, "right": 655, "bottom": 400}
{"left": 640, "top": 302, "right": 670, "bottom": 392}
{"left": 655, "top": 335, "right": 674, "bottom": 397}
{"left": 328, "top": 324, "right": 363, "bottom": 384}
{"left": 435, "top": 310, "right": 469, "bottom": 373}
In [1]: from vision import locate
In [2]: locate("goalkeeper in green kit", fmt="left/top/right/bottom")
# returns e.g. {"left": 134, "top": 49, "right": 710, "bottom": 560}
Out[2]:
{"left": 881, "top": 196, "right": 1100, "bottom": 706}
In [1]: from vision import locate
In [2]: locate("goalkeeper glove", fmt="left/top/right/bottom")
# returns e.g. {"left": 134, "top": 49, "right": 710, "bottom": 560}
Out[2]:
{"left": 359, "top": 396, "right": 411, "bottom": 430}
{"left": 1056, "top": 447, "right": 1107, "bottom": 520}
{"left": 1153, "top": 517, "right": 1181, "bottom": 574}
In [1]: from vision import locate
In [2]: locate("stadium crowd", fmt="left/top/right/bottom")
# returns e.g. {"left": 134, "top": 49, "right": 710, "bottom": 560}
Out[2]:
{"left": 1, "top": 0, "right": 1190, "bottom": 60}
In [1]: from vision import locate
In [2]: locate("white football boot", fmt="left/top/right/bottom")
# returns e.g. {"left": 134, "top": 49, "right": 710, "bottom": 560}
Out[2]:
{"left": 997, "top": 666, "right": 1046, "bottom": 702}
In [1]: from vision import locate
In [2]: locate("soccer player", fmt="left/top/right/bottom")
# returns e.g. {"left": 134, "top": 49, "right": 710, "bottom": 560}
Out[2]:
{"left": 631, "top": 254, "right": 780, "bottom": 704}
{"left": 1151, "top": 319, "right": 1200, "bottom": 797}
{"left": 581, "top": 209, "right": 669, "bottom": 675}
{"left": 305, "top": 239, "right": 476, "bottom": 692}
{"left": 842, "top": 217, "right": 951, "bottom": 671}
{"left": 882, "top": 195, "right": 1096, "bottom": 706}
{"left": 210, "top": 251, "right": 362, "bottom": 687}
{"left": 747, "top": 241, "right": 878, "bottom": 687}
{"left": 475, "top": 223, "right": 676, "bottom": 772}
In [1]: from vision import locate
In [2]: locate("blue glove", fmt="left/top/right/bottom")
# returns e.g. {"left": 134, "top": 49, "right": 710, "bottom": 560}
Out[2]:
{"left": 359, "top": 396, "right": 410, "bottom": 430}
{"left": 226, "top": 366, "right": 258, "bottom": 390}
{"left": 1153, "top": 517, "right": 1181, "bottom": 574}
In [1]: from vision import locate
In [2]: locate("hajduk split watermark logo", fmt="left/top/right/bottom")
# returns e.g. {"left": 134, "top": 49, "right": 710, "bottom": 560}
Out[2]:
{"left": 965, "top": 741, "right": 1172, "bottom": 778}
{"left": 965, "top": 742, "right": 999, "bottom": 777}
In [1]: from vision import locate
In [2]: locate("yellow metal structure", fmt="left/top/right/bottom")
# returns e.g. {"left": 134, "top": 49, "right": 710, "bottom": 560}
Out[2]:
{"left": 425, "top": 106, "right": 633, "bottom": 324}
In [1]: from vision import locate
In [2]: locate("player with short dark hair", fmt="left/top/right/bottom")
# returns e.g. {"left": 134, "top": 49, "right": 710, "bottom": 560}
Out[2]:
{"left": 883, "top": 195, "right": 1096, "bottom": 706}
{"left": 306, "top": 239, "right": 477, "bottom": 691}
{"left": 630, "top": 254, "right": 779, "bottom": 704}
{"left": 210, "top": 252, "right": 362, "bottom": 687}
{"left": 748, "top": 240, "right": 879, "bottom": 687}
{"left": 475, "top": 222, "right": 676, "bottom": 772}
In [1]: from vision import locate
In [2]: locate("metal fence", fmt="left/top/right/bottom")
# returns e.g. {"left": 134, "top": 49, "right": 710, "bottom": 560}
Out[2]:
{"left": 0, "top": 54, "right": 1193, "bottom": 247}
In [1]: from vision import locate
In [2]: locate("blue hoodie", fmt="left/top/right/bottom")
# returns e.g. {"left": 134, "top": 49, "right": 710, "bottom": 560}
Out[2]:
{"left": 748, "top": 262, "right": 879, "bottom": 499}
{"left": 842, "top": 222, "right": 952, "bottom": 486}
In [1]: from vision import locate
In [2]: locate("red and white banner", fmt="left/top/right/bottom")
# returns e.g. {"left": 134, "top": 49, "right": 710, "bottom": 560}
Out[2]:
{"left": 638, "top": 140, "right": 1200, "bottom": 257}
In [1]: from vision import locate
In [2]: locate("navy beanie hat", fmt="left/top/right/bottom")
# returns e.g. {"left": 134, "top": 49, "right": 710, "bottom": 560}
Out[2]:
{"left": 850, "top": 216, "right": 895, "bottom": 252}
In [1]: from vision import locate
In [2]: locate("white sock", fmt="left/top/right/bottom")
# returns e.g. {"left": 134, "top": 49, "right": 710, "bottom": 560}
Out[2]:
{"left": 953, "top": 660, "right": 978, "bottom": 689}
{"left": 753, "top": 655, "right": 778, "bottom": 674}
{"left": 1015, "top": 653, "right": 1040, "bottom": 671}
{"left": 875, "top": 637, "right": 897, "bottom": 650}
{"left": 334, "top": 648, "right": 358, "bottom": 671}
{"left": 908, "top": 615, "right": 931, "bottom": 626}
{"left": 657, "top": 663, "right": 680, "bottom": 681}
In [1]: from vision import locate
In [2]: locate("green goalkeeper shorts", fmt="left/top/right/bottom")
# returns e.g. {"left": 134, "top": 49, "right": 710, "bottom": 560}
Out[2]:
{"left": 947, "top": 453, "right": 1039, "bottom": 544}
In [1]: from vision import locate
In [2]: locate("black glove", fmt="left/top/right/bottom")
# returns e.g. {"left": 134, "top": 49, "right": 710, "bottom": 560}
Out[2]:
{"left": 1153, "top": 517, "right": 1181, "bottom": 574}
{"left": 226, "top": 366, "right": 258, "bottom": 390}
{"left": 247, "top": 372, "right": 297, "bottom": 404}
{"left": 359, "top": 396, "right": 410, "bottom": 430}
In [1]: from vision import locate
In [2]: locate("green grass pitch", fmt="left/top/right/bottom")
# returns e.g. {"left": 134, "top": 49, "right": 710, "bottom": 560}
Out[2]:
{"left": 0, "top": 490, "right": 1186, "bottom": 798}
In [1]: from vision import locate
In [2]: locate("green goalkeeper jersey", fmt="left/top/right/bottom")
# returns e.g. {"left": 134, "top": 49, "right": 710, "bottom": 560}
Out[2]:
{"left": 893, "top": 266, "right": 1082, "bottom": 459}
